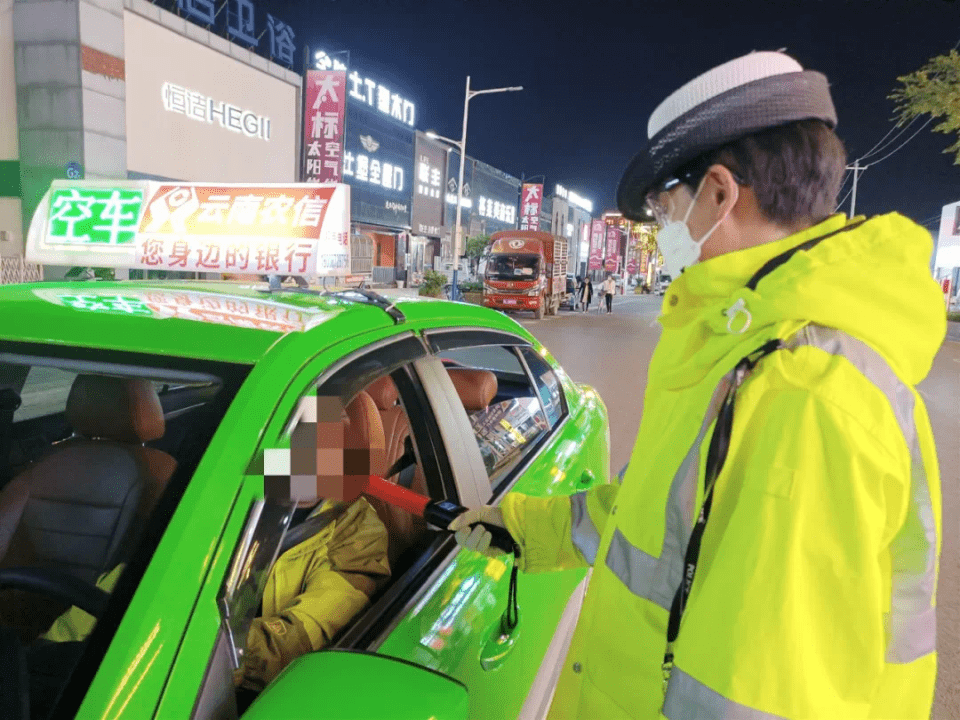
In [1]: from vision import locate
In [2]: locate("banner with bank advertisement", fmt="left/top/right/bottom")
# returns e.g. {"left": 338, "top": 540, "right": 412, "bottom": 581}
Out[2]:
{"left": 26, "top": 180, "right": 352, "bottom": 277}
{"left": 519, "top": 183, "right": 543, "bottom": 231}
{"left": 303, "top": 70, "right": 347, "bottom": 183}
{"left": 589, "top": 218, "right": 604, "bottom": 270}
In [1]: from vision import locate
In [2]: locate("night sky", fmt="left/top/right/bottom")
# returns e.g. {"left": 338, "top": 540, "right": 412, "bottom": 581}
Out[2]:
{"left": 262, "top": 0, "right": 959, "bottom": 232}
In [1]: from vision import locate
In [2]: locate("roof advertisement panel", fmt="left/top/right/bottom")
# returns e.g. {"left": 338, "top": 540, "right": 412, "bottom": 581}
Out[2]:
{"left": 26, "top": 180, "right": 351, "bottom": 277}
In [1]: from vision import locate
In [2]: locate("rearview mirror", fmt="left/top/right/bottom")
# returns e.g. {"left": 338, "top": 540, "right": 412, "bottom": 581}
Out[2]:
{"left": 241, "top": 649, "right": 469, "bottom": 720}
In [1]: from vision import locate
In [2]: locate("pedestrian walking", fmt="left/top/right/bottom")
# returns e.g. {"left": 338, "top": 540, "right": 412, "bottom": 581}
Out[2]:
{"left": 449, "top": 50, "right": 944, "bottom": 719}
{"left": 602, "top": 274, "right": 616, "bottom": 313}
{"left": 574, "top": 275, "right": 584, "bottom": 311}
{"left": 579, "top": 277, "right": 593, "bottom": 313}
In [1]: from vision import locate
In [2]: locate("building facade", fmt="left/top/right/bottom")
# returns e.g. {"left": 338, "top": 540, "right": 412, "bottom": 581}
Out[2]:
{"left": 2, "top": 0, "right": 302, "bottom": 281}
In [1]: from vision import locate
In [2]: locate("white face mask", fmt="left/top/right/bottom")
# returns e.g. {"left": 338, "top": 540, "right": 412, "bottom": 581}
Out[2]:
{"left": 656, "top": 177, "right": 730, "bottom": 278}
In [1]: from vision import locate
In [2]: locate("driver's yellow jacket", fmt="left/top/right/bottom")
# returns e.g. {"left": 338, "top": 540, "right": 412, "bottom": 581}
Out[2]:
{"left": 501, "top": 213, "right": 944, "bottom": 719}
{"left": 44, "top": 497, "right": 390, "bottom": 690}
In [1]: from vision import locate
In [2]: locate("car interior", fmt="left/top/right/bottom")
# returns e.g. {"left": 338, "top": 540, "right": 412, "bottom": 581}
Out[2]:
{"left": 0, "top": 358, "right": 234, "bottom": 720}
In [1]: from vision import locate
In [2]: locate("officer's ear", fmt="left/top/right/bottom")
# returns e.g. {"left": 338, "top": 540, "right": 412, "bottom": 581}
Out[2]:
{"left": 703, "top": 164, "right": 741, "bottom": 221}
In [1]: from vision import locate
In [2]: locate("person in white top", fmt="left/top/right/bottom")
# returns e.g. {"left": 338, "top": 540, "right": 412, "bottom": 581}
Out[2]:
{"left": 601, "top": 275, "right": 616, "bottom": 313}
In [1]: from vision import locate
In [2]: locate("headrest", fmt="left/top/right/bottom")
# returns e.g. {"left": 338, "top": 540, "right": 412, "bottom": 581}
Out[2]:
{"left": 67, "top": 375, "right": 165, "bottom": 443}
{"left": 365, "top": 375, "right": 399, "bottom": 411}
{"left": 344, "top": 391, "right": 386, "bottom": 477}
{"left": 446, "top": 368, "right": 498, "bottom": 413}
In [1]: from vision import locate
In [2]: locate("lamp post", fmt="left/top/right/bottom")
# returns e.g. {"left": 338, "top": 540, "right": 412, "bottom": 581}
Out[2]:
{"left": 427, "top": 76, "right": 522, "bottom": 301}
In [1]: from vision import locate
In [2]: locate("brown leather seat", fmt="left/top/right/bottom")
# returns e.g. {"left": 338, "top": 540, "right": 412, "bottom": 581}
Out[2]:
{"left": 446, "top": 368, "right": 498, "bottom": 413}
{"left": 0, "top": 375, "right": 177, "bottom": 582}
{"left": 362, "top": 378, "right": 428, "bottom": 567}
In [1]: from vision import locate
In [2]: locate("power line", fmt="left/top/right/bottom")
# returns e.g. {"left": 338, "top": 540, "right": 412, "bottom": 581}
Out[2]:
{"left": 857, "top": 116, "right": 922, "bottom": 162}
{"left": 862, "top": 117, "right": 934, "bottom": 168}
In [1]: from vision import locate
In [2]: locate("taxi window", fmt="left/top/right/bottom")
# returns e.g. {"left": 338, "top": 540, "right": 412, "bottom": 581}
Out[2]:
{"left": 0, "top": 348, "right": 243, "bottom": 720}
{"left": 437, "top": 346, "right": 550, "bottom": 490}
{"left": 519, "top": 348, "right": 566, "bottom": 429}
{"left": 14, "top": 366, "right": 77, "bottom": 422}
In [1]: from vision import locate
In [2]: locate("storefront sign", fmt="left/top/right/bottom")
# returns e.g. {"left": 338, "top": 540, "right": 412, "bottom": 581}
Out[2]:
{"left": 519, "top": 184, "right": 542, "bottom": 231}
{"left": 588, "top": 218, "right": 604, "bottom": 270}
{"left": 28, "top": 180, "right": 352, "bottom": 277}
{"left": 342, "top": 105, "right": 414, "bottom": 228}
{"left": 605, "top": 225, "right": 620, "bottom": 273}
{"left": 162, "top": 82, "right": 272, "bottom": 141}
{"left": 470, "top": 160, "right": 520, "bottom": 234}
{"left": 176, "top": 0, "right": 296, "bottom": 66}
{"left": 36, "top": 288, "right": 333, "bottom": 333}
{"left": 555, "top": 184, "right": 593, "bottom": 214}
{"left": 347, "top": 71, "right": 415, "bottom": 127}
{"left": 303, "top": 70, "right": 347, "bottom": 183}
{"left": 411, "top": 134, "right": 446, "bottom": 237}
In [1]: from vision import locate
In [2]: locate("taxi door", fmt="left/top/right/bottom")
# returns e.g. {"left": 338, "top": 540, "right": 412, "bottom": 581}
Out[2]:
{"left": 364, "top": 327, "right": 610, "bottom": 720}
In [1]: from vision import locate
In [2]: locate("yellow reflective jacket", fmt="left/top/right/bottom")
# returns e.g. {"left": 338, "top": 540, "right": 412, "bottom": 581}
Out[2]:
{"left": 44, "top": 498, "right": 390, "bottom": 691}
{"left": 501, "top": 214, "right": 945, "bottom": 720}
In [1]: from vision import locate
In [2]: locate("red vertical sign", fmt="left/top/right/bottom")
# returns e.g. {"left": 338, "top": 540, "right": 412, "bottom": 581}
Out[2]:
{"left": 589, "top": 219, "right": 604, "bottom": 270}
{"left": 303, "top": 70, "right": 347, "bottom": 183}
{"left": 519, "top": 183, "right": 543, "bottom": 230}
{"left": 605, "top": 225, "right": 620, "bottom": 272}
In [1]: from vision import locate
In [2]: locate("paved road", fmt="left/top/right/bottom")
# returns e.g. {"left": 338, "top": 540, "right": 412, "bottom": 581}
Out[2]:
{"left": 513, "top": 292, "right": 960, "bottom": 720}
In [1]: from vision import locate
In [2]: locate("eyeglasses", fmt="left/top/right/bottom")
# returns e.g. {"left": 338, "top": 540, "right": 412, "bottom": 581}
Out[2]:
{"left": 644, "top": 165, "right": 747, "bottom": 228}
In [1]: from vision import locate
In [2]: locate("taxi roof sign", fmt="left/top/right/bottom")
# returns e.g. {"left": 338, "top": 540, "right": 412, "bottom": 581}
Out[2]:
{"left": 27, "top": 180, "right": 352, "bottom": 277}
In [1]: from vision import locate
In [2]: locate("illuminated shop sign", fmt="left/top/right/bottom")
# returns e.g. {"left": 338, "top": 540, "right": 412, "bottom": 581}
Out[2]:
{"left": 162, "top": 82, "right": 272, "bottom": 141}
{"left": 312, "top": 48, "right": 416, "bottom": 127}
{"left": 555, "top": 184, "right": 593, "bottom": 214}
{"left": 177, "top": 0, "right": 296, "bottom": 66}
{"left": 477, "top": 197, "right": 516, "bottom": 225}
{"left": 343, "top": 105, "right": 413, "bottom": 228}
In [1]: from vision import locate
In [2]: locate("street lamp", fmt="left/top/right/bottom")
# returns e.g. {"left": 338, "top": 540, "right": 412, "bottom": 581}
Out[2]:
{"left": 428, "top": 76, "right": 522, "bottom": 301}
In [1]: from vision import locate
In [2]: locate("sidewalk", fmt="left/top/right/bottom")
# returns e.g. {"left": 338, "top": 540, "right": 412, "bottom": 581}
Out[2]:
{"left": 948, "top": 321, "right": 960, "bottom": 343}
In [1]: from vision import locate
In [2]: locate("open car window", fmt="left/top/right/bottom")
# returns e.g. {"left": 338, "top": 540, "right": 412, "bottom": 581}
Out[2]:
{"left": 0, "top": 348, "right": 246, "bottom": 720}
{"left": 437, "top": 345, "right": 552, "bottom": 492}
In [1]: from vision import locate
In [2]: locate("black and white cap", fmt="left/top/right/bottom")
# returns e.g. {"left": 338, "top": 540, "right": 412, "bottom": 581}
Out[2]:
{"left": 616, "top": 51, "right": 838, "bottom": 221}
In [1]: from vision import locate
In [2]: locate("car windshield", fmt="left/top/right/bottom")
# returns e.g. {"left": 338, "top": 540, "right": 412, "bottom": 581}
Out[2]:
{"left": 0, "top": 346, "right": 245, "bottom": 718}
{"left": 487, "top": 255, "right": 540, "bottom": 280}
{"left": 660, "top": 274, "right": 672, "bottom": 283}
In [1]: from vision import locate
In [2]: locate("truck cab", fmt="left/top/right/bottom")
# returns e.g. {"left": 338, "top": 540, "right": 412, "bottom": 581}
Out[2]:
{"left": 482, "top": 231, "right": 567, "bottom": 319}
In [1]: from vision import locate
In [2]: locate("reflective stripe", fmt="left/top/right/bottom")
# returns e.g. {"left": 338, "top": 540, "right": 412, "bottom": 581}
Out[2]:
{"left": 786, "top": 325, "right": 938, "bottom": 663}
{"left": 569, "top": 492, "right": 601, "bottom": 565}
{"left": 605, "top": 372, "right": 734, "bottom": 611}
{"left": 606, "top": 527, "right": 667, "bottom": 610}
{"left": 663, "top": 667, "right": 787, "bottom": 720}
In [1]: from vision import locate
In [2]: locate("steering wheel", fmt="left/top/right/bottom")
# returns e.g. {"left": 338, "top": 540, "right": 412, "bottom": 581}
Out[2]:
{"left": 0, "top": 568, "right": 108, "bottom": 720}
{"left": 0, "top": 567, "right": 109, "bottom": 618}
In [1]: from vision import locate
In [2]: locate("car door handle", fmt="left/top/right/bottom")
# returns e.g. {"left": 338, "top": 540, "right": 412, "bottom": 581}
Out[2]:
{"left": 479, "top": 612, "right": 522, "bottom": 672}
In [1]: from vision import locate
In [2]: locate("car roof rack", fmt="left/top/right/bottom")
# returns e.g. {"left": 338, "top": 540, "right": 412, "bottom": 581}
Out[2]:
{"left": 256, "top": 276, "right": 405, "bottom": 324}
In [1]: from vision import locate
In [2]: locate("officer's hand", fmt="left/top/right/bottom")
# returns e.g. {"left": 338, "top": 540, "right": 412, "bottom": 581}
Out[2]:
{"left": 447, "top": 506, "right": 508, "bottom": 557}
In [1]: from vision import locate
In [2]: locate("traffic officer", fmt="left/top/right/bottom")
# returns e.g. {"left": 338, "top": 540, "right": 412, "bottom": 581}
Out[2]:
{"left": 451, "top": 50, "right": 944, "bottom": 719}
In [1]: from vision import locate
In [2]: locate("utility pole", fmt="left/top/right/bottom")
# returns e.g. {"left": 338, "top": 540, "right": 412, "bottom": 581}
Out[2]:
{"left": 849, "top": 160, "right": 864, "bottom": 219}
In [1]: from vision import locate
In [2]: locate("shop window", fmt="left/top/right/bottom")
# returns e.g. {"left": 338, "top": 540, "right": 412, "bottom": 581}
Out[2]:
{"left": 351, "top": 235, "right": 374, "bottom": 274}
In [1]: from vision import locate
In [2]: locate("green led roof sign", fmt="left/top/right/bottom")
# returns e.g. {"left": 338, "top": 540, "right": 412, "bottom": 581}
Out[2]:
{"left": 57, "top": 294, "right": 154, "bottom": 315}
{"left": 48, "top": 188, "right": 144, "bottom": 245}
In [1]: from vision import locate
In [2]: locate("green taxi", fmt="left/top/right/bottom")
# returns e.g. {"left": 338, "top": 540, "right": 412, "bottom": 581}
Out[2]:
{"left": 0, "top": 181, "right": 610, "bottom": 719}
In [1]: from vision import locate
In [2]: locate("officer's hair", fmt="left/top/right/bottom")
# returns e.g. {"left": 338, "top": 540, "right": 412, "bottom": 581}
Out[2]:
{"left": 686, "top": 120, "right": 848, "bottom": 226}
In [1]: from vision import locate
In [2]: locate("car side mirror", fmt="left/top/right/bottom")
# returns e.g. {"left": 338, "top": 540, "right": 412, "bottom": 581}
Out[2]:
{"left": 240, "top": 650, "right": 469, "bottom": 720}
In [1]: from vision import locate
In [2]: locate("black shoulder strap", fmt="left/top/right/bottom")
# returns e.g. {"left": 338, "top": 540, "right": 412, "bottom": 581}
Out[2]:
{"left": 386, "top": 436, "right": 418, "bottom": 489}
{"left": 279, "top": 502, "right": 350, "bottom": 556}
{"left": 746, "top": 218, "right": 866, "bottom": 291}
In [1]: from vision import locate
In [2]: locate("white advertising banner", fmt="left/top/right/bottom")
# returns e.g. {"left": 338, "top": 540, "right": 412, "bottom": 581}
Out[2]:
{"left": 26, "top": 180, "right": 351, "bottom": 277}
